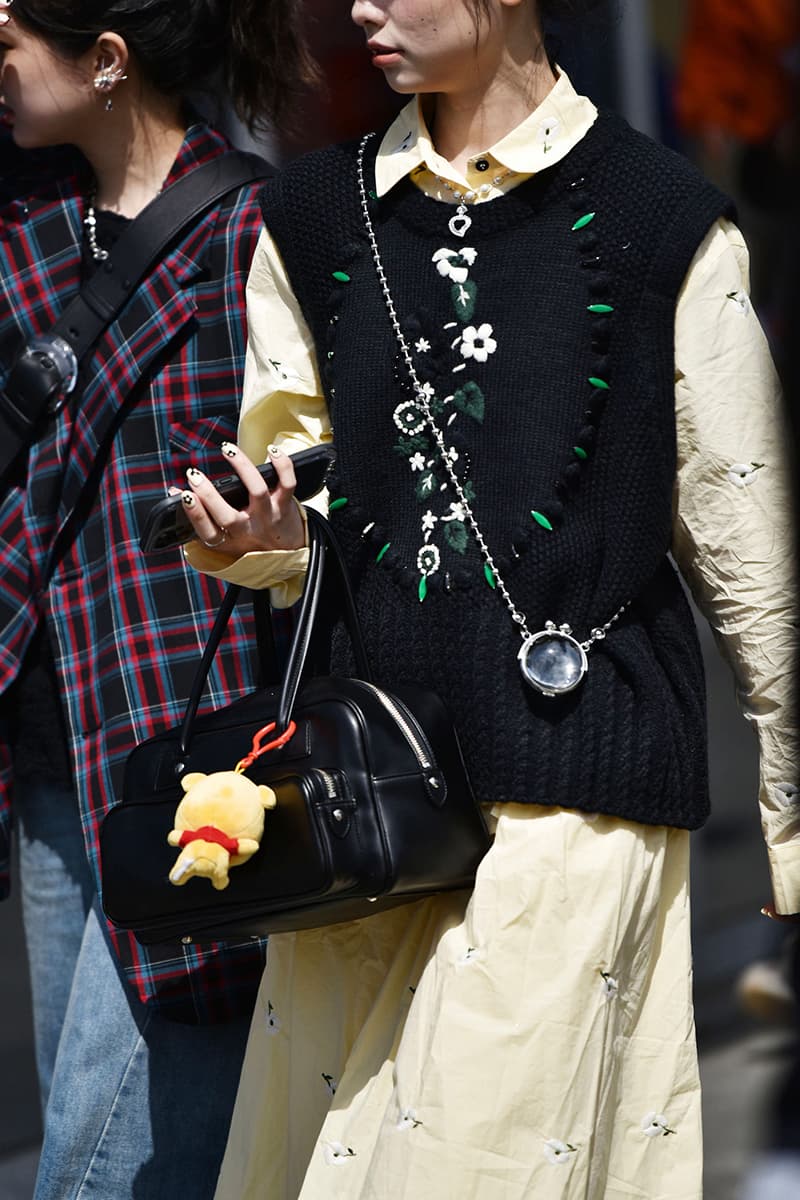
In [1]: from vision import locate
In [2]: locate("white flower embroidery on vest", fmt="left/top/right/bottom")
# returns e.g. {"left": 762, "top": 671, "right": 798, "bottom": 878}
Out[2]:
{"left": 321, "top": 1073, "right": 337, "bottom": 1096}
{"left": 417, "top": 544, "right": 441, "bottom": 577}
{"left": 409, "top": 451, "right": 428, "bottom": 472}
{"left": 432, "top": 246, "right": 478, "bottom": 283}
{"left": 641, "top": 1112, "right": 676, "bottom": 1137}
{"left": 415, "top": 337, "right": 432, "bottom": 353}
{"left": 323, "top": 1142, "right": 356, "bottom": 1166}
{"left": 600, "top": 970, "right": 619, "bottom": 999}
{"left": 726, "top": 461, "right": 765, "bottom": 488}
{"left": 726, "top": 290, "right": 751, "bottom": 315}
{"left": 265, "top": 1001, "right": 281, "bottom": 1035}
{"left": 460, "top": 323, "right": 497, "bottom": 363}
{"left": 421, "top": 510, "right": 438, "bottom": 535}
{"left": 544, "top": 1139, "right": 579, "bottom": 1165}
{"left": 393, "top": 399, "right": 426, "bottom": 436}
{"left": 396, "top": 1108, "right": 423, "bottom": 1131}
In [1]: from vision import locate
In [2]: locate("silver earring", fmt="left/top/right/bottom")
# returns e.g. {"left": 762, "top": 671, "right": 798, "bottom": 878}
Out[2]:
{"left": 94, "top": 67, "right": 127, "bottom": 112}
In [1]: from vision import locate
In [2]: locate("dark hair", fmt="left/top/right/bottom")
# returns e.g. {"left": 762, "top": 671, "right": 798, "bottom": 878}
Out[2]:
{"left": 10, "top": 0, "right": 318, "bottom": 129}
{"left": 466, "top": 0, "right": 609, "bottom": 61}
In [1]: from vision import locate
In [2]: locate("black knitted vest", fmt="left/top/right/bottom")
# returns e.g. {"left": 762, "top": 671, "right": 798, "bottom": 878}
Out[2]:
{"left": 260, "top": 110, "right": 734, "bottom": 829}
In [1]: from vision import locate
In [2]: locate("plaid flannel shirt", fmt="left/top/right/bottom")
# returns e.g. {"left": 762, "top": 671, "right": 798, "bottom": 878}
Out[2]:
{"left": 0, "top": 123, "right": 274, "bottom": 1022}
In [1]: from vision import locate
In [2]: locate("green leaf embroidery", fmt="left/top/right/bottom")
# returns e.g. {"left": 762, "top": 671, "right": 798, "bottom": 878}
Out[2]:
{"left": 531, "top": 510, "right": 554, "bottom": 531}
{"left": 328, "top": 497, "right": 349, "bottom": 511}
{"left": 394, "top": 435, "right": 428, "bottom": 458}
{"left": 571, "top": 212, "right": 596, "bottom": 231}
{"left": 588, "top": 376, "right": 610, "bottom": 390}
{"left": 573, "top": 447, "right": 588, "bottom": 461}
{"left": 418, "top": 575, "right": 428, "bottom": 603}
{"left": 452, "top": 381, "right": 485, "bottom": 423}
{"left": 484, "top": 563, "right": 496, "bottom": 589}
{"left": 587, "top": 304, "right": 614, "bottom": 314}
{"left": 376, "top": 542, "right": 391, "bottom": 564}
{"left": 332, "top": 271, "right": 351, "bottom": 283}
{"left": 444, "top": 520, "right": 468, "bottom": 555}
{"left": 451, "top": 280, "right": 477, "bottom": 323}
{"left": 462, "top": 480, "right": 477, "bottom": 504}
{"left": 415, "top": 471, "right": 437, "bottom": 501}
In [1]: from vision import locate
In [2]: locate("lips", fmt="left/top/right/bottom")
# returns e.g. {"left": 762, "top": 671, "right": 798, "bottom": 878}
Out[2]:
{"left": 368, "top": 41, "right": 402, "bottom": 66}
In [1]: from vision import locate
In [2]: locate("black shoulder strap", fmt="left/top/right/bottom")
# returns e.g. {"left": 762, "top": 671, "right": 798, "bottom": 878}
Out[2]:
{"left": 0, "top": 150, "right": 273, "bottom": 481}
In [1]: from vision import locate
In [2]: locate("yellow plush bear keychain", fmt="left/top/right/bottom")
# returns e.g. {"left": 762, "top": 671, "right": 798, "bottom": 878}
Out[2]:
{"left": 167, "top": 719, "right": 296, "bottom": 891}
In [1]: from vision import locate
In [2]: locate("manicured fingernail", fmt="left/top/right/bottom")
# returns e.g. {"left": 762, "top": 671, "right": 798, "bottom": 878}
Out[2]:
{"left": 181, "top": 492, "right": 196, "bottom": 507}
{"left": 168, "top": 486, "right": 181, "bottom": 496}
{"left": 268, "top": 445, "right": 283, "bottom": 457}
{"left": 221, "top": 442, "right": 238, "bottom": 458}
{"left": 186, "top": 467, "right": 203, "bottom": 481}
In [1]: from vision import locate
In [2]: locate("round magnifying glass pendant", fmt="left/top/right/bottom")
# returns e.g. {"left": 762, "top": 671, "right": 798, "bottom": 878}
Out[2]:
{"left": 518, "top": 626, "right": 588, "bottom": 697}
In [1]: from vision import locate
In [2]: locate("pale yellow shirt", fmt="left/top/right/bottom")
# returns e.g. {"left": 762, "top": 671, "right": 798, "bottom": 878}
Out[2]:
{"left": 188, "top": 72, "right": 799, "bottom": 912}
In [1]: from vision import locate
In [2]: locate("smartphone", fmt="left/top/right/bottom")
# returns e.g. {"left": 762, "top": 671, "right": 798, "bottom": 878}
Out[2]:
{"left": 139, "top": 444, "right": 336, "bottom": 553}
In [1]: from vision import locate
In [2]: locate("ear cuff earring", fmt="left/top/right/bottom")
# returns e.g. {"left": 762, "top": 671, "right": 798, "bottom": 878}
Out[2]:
{"left": 93, "top": 67, "right": 128, "bottom": 112}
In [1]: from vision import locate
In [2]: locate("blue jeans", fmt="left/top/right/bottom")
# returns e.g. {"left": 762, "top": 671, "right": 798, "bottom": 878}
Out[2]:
{"left": 17, "top": 777, "right": 252, "bottom": 1200}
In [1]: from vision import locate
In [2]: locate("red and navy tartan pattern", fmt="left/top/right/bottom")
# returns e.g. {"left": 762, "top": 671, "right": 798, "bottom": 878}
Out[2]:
{"left": 0, "top": 124, "right": 277, "bottom": 1021}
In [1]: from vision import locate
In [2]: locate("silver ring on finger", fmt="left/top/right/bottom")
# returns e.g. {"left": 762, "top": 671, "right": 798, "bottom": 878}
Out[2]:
{"left": 200, "top": 526, "right": 228, "bottom": 549}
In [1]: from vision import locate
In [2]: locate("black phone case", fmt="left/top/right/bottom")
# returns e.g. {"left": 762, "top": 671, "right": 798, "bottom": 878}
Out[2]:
{"left": 139, "top": 445, "right": 336, "bottom": 553}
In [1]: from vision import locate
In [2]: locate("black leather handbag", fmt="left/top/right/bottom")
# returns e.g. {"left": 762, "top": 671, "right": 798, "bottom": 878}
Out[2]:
{"left": 100, "top": 509, "right": 490, "bottom": 945}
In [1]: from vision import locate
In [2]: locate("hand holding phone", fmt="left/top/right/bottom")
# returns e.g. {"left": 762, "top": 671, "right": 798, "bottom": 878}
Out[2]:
{"left": 140, "top": 443, "right": 335, "bottom": 553}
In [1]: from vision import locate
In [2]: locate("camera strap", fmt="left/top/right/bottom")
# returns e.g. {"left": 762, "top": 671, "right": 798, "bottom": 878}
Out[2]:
{"left": 0, "top": 150, "right": 273, "bottom": 481}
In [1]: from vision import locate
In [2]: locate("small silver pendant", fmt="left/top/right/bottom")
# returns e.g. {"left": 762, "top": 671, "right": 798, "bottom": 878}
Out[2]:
{"left": 448, "top": 204, "right": 472, "bottom": 238}
{"left": 518, "top": 623, "right": 588, "bottom": 697}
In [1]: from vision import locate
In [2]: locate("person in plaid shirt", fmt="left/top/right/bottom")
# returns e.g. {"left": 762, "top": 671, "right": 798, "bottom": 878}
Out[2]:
{"left": 0, "top": 2, "right": 316, "bottom": 1196}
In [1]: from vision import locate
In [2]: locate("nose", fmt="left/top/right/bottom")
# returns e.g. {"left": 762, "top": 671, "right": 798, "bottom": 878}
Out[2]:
{"left": 351, "top": 1, "right": 384, "bottom": 31}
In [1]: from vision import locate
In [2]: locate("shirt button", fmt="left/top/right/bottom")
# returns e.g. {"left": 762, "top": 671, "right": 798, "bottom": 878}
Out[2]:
{"left": 474, "top": 157, "right": 490, "bottom": 172}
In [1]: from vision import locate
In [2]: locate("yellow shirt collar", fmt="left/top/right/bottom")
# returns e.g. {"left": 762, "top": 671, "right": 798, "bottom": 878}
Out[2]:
{"left": 375, "top": 69, "right": 598, "bottom": 198}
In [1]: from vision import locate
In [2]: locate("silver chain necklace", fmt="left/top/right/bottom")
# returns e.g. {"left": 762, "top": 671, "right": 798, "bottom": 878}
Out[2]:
{"left": 83, "top": 191, "right": 110, "bottom": 263}
{"left": 355, "top": 134, "right": 628, "bottom": 698}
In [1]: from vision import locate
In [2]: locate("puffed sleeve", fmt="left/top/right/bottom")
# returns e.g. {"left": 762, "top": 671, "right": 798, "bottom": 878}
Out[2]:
{"left": 185, "top": 227, "right": 332, "bottom": 607}
{"left": 671, "top": 217, "right": 799, "bottom": 914}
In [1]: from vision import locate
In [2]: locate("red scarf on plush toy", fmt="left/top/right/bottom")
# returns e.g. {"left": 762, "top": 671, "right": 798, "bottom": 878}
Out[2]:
{"left": 177, "top": 827, "right": 240, "bottom": 853}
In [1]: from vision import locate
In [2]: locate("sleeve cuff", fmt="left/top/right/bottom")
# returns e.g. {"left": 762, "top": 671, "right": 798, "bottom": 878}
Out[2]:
{"left": 767, "top": 840, "right": 800, "bottom": 916}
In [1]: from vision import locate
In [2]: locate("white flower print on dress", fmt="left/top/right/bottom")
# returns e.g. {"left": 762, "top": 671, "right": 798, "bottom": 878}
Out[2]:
{"left": 409, "top": 451, "right": 427, "bottom": 472}
{"left": 265, "top": 1001, "right": 281, "bottom": 1035}
{"left": 395, "top": 1108, "right": 423, "bottom": 1131}
{"left": 600, "top": 971, "right": 619, "bottom": 999}
{"left": 775, "top": 782, "right": 800, "bottom": 808}
{"left": 323, "top": 1142, "right": 356, "bottom": 1166}
{"left": 544, "top": 1139, "right": 578, "bottom": 1165}
{"left": 726, "top": 289, "right": 751, "bottom": 315}
{"left": 432, "top": 246, "right": 478, "bottom": 283}
{"left": 460, "top": 323, "right": 497, "bottom": 363}
{"left": 726, "top": 461, "right": 765, "bottom": 488}
{"left": 456, "top": 946, "right": 484, "bottom": 967}
{"left": 641, "top": 1112, "right": 676, "bottom": 1138}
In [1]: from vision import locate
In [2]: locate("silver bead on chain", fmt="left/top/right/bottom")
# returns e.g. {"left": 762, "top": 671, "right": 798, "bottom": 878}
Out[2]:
{"left": 355, "top": 134, "right": 629, "bottom": 652}
{"left": 83, "top": 192, "right": 109, "bottom": 263}
{"left": 432, "top": 167, "right": 514, "bottom": 204}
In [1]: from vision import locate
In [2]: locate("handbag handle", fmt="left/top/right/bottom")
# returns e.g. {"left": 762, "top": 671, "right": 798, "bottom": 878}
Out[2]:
{"left": 178, "top": 509, "right": 372, "bottom": 757}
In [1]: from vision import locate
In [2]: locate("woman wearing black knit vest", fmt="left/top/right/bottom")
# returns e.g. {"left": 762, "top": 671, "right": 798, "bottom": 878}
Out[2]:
{"left": 182, "top": 1, "right": 797, "bottom": 1196}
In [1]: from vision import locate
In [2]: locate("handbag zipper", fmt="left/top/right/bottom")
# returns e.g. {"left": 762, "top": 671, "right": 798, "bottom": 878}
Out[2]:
{"left": 316, "top": 768, "right": 339, "bottom": 799}
{"left": 355, "top": 682, "right": 433, "bottom": 773}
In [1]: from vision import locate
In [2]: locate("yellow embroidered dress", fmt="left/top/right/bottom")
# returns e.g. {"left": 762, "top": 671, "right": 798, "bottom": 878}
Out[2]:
{"left": 190, "top": 74, "right": 798, "bottom": 1200}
